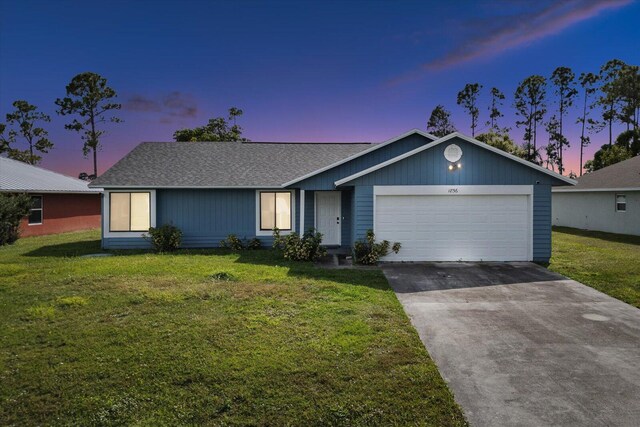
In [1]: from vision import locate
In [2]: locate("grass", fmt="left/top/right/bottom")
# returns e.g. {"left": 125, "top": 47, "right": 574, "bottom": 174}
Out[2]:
{"left": 550, "top": 227, "right": 640, "bottom": 308}
{"left": 0, "top": 230, "right": 466, "bottom": 426}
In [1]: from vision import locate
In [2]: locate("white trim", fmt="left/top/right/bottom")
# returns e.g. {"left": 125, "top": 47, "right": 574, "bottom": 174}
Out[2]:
{"left": 373, "top": 185, "right": 534, "bottom": 196}
{"left": 281, "top": 129, "right": 437, "bottom": 187}
{"left": 27, "top": 194, "right": 43, "bottom": 226}
{"left": 103, "top": 190, "right": 157, "bottom": 238}
{"left": 254, "top": 189, "right": 296, "bottom": 237}
{"left": 373, "top": 185, "right": 534, "bottom": 262}
{"left": 314, "top": 190, "right": 342, "bottom": 246}
{"left": 615, "top": 193, "right": 627, "bottom": 213}
{"left": 299, "top": 189, "right": 305, "bottom": 233}
{"left": 553, "top": 187, "right": 640, "bottom": 193}
{"left": 335, "top": 132, "right": 577, "bottom": 186}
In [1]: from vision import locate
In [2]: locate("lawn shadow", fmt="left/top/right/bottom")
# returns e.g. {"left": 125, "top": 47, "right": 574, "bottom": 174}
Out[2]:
{"left": 233, "top": 250, "right": 389, "bottom": 290}
{"left": 24, "top": 239, "right": 102, "bottom": 257}
{"left": 554, "top": 226, "right": 640, "bottom": 246}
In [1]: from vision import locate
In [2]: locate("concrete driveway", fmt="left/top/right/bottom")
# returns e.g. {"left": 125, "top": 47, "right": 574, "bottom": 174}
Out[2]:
{"left": 381, "top": 262, "right": 640, "bottom": 427}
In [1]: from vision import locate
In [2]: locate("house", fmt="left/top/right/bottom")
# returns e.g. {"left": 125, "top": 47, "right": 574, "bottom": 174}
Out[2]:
{"left": 0, "top": 156, "right": 102, "bottom": 237}
{"left": 89, "top": 130, "right": 574, "bottom": 262}
{"left": 553, "top": 155, "right": 640, "bottom": 236}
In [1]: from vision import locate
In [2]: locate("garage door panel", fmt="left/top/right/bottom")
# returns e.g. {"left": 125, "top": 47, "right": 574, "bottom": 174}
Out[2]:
{"left": 375, "top": 194, "right": 530, "bottom": 261}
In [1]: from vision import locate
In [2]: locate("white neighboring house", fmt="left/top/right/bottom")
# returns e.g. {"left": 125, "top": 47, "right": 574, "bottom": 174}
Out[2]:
{"left": 553, "top": 156, "right": 640, "bottom": 236}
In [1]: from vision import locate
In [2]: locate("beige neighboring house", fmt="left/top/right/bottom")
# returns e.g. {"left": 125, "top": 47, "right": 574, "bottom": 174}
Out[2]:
{"left": 553, "top": 156, "right": 640, "bottom": 236}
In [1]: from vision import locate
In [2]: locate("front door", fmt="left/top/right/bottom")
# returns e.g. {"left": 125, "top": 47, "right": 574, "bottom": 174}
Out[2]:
{"left": 315, "top": 191, "right": 341, "bottom": 245}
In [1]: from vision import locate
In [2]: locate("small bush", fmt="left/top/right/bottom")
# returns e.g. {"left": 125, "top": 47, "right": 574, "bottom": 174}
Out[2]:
{"left": 144, "top": 224, "right": 182, "bottom": 252}
{"left": 0, "top": 193, "right": 31, "bottom": 246}
{"left": 353, "top": 229, "right": 401, "bottom": 265}
{"left": 273, "top": 228, "right": 327, "bottom": 261}
{"left": 246, "top": 238, "right": 262, "bottom": 250}
{"left": 220, "top": 234, "right": 245, "bottom": 251}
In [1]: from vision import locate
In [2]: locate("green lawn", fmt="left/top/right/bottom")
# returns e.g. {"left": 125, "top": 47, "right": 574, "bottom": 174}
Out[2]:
{"left": 550, "top": 227, "right": 640, "bottom": 308}
{"left": 0, "top": 230, "right": 466, "bottom": 426}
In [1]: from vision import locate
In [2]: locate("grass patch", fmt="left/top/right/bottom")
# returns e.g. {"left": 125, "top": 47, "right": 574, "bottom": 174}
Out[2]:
{"left": 0, "top": 230, "right": 466, "bottom": 425}
{"left": 550, "top": 227, "right": 640, "bottom": 308}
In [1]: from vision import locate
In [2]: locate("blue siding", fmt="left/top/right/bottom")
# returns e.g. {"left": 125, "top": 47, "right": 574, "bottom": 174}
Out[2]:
{"left": 533, "top": 185, "right": 552, "bottom": 262}
{"left": 353, "top": 186, "right": 373, "bottom": 243}
{"left": 103, "top": 189, "right": 302, "bottom": 249}
{"left": 343, "top": 138, "right": 563, "bottom": 187}
{"left": 303, "top": 190, "right": 315, "bottom": 233}
{"left": 342, "top": 137, "right": 565, "bottom": 262}
{"left": 293, "top": 133, "right": 433, "bottom": 190}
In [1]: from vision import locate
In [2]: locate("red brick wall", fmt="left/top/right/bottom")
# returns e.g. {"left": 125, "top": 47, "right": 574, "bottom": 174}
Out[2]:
{"left": 20, "top": 193, "right": 101, "bottom": 237}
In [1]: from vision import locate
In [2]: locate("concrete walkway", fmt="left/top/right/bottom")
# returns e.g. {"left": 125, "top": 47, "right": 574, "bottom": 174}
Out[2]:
{"left": 381, "top": 262, "right": 640, "bottom": 427}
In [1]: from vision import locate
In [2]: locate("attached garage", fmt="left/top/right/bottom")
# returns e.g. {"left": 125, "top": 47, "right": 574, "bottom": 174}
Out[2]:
{"left": 374, "top": 186, "right": 532, "bottom": 261}
{"left": 334, "top": 133, "right": 576, "bottom": 263}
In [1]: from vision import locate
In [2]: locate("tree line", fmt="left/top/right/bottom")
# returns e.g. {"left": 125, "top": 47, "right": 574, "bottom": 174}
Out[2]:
{"left": 0, "top": 71, "right": 248, "bottom": 180}
{"left": 427, "top": 59, "right": 640, "bottom": 176}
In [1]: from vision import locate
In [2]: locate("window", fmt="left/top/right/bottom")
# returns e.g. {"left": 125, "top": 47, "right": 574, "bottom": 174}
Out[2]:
{"left": 616, "top": 194, "right": 626, "bottom": 212}
{"left": 28, "top": 195, "right": 43, "bottom": 225}
{"left": 109, "top": 192, "right": 150, "bottom": 231}
{"left": 259, "top": 191, "right": 291, "bottom": 231}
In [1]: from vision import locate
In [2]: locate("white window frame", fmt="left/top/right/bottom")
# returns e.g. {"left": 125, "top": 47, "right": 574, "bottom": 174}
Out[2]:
{"left": 103, "top": 190, "right": 156, "bottom": 238}
{"left": 615, "top": 194, "right": 627, "bottom": 212}
{"left": 28, "top": 195, "right": 43, "bottom": 226}
{"left": 255, "top": 189, "right": 296, "bottom": 236}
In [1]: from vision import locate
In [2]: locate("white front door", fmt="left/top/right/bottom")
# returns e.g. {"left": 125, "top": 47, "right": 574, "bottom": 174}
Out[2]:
{"left": 315, "top": 191, "right": 341, "bottom": 245}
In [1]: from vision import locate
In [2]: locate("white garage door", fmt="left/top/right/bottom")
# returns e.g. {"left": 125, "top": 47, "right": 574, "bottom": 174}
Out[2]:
{"left": 375, "top": 187, "right": 532, "bottom": 262}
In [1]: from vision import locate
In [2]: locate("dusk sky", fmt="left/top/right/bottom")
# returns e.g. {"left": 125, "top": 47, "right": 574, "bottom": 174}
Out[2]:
{"left": 1, "top": 0, "right": 639, "bottom": 177}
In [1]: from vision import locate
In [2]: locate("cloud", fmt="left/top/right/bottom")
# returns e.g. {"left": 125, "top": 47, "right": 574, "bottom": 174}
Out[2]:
{"left": 123, "top": 91, "right": 198, "bottom": 122}
{"left": 391, "top": 0, "right": 632, "bottom": 84}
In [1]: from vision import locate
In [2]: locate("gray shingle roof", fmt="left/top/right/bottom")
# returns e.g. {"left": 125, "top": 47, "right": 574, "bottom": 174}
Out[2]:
{"left": 90, "top": 141, "right": 373, "bottom": 188}
{"left": 0, "top": 156, "right": 100, "bottom": 193}
{"left": 555, "top": 155, "right": 640, "bottom": 191}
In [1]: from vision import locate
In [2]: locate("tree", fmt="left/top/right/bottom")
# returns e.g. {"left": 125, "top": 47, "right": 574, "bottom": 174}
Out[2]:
{"left": 173, "top": 108, "right": 249, "bottom": 142}
{"left": 486, "top": 87, "right": 506, "bottom": 131}
{"left": 576, "top": 72, "right": 599, "bottom": 176}
{"left": 475, "top": 131, "right": 527, "bottom": 159}
{"left": 549, "top": 67, "right": 578, "bottom": 174}
{"left": 615, "top": 129, "right": 640, "bottom": 156}
{"left": 0, "top": 100, "right": 53, "bottom": 164}
{"left": 456, "top": 83, "right": 482, "bottom": 136}
{"left": 597, "top": 59, "right": 626, "bottom": 146}
{"left": 614, "top": 64, "right": 640, "bottom": 132}
{"left": 55, "top": 72, "right": 122, "bottom": 177}
{"left": 426, "top": 105, "right": 456, "bottom": 137}
{"left": 514, "top": 75, "right": 546, "bottom": 164}
{"left": 0, "top": 193, "right": 31, "bottom": 246}
{"left": 584, "top": 144, "right": 631, "bottom": 172}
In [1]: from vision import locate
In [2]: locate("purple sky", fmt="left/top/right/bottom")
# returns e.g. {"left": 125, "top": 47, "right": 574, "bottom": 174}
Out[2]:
{"left": 1, "top": 0, "right": 639, "bottom": 177}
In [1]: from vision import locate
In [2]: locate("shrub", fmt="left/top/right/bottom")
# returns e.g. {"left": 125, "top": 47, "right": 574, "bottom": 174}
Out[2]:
{"left": 273, "top": 228, "right": 327, "bottom": 262}
{"left": 209, "top": 271, "right": 236, "bottom": 281}
{"left": 144, "top": 224, "right": 182, "bottom": 252}
{"left": 0, "top": 193, "right": 31, "bottom": 246}
{"left": 246, "top": 238, "right": 262, "bottom": 250}
{"left": 220, "top": 234, "right": 244, "bottom": 251}
{"left": 353, "top": 229, "right": 401, "bottom": 265}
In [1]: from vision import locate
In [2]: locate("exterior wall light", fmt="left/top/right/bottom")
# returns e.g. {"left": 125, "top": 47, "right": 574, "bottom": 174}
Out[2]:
{"left": 457, "top": 163, "right": 462, "bottom": 169}
{"left": 448, "top": 164, "right": 454, "bottom": 171}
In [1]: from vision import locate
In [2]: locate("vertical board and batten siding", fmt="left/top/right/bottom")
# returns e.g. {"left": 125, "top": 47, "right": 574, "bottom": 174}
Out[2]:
{"left": 103, "top": 188, "right": 300, "bottom": 249}
{"left": 293, "top": 133, "right": 434, "bottom": 190}
{"left": 340, "top": 137, "right": 566, "bottom": 262}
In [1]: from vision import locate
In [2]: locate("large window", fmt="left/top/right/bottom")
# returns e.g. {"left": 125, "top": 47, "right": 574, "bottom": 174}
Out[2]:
{"left": 260, "top": 191, "right": 291, "bottom": 231}
{"left": 616, "top": 194, "right": 626, "bottom": 212}
{"left": 109, "top": 192, "right": 150, "bottom": 232}
{"left": 28, "top": 195, "right": 43, "bottom": 225}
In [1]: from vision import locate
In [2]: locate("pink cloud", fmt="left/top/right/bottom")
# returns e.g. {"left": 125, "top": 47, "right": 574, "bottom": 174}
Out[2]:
{"left": 390, "top": 0, "right": 632, "bottom": 84}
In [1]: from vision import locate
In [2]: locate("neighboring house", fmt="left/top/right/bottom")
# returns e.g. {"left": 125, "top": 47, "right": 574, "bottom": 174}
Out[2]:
{"left": 553, "top": 155, "right": 640, "bottom": 236}
{"left": 90, "top": 130, "right": 574, "bottom": 262}
{"left": 0, "top": 157, "right": 102, "bottom": 237}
